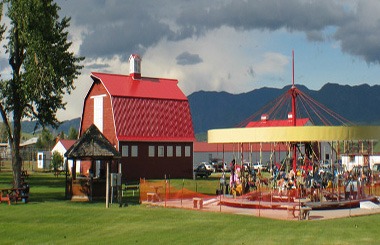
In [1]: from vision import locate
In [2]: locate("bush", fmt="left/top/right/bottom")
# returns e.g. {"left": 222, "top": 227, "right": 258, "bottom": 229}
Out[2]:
{"left": 50, "top": 151, "right": 63, "bottom": 171}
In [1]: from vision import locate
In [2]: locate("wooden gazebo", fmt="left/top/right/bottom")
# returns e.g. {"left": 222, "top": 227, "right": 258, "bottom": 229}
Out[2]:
{"left": 65, "top": 124, "right": 121, "bottom": 207}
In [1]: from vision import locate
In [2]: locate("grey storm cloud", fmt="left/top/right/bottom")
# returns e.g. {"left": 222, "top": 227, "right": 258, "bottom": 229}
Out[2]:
{"left": 176, "top": 52, "right": 203, "bottom": 65}
{"left": 58, "top": 0, "right": 176, "bottom": 60}
{"left": 176, "top": 0, "right": 351, "bottom": 34}
{"left": 86, "top": 63, "right": 110, "bottom": 70}
{"left": 57, "top": 0, "right": 380, "bottom": 64}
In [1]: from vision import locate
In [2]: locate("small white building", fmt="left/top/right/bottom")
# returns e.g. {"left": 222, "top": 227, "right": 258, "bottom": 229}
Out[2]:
{"left": 51, "top": 139, "right": 80, "bottom": 173}
{"left": 37, "top": 151, "right": 52, "bottom": 170}
{"left": 341, "top": 154, "right": 380, "bottom": 171}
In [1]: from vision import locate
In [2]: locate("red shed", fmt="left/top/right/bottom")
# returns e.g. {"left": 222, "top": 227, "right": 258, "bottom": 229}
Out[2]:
{"left": 80, "top": 54, "right": 195, "bottom": 181}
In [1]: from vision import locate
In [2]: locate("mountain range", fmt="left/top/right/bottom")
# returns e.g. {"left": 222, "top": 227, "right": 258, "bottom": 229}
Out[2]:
{"left": 21, "top": 83, "right": 380, "bottom": 137}
{"left": 188, "top": 83, "right": 380, "bottom": 134}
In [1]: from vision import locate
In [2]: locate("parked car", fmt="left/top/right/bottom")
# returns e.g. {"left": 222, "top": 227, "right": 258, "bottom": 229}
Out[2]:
{"left": 194, "top": 164, "right": 212, "bottom": 178}
{"left": 201, "top": 162, "right": 215, "bottom": 173}
{"left": 210, "top": 160, "right": 228, "bottom": 172}
{"left": 253, "top": 162, "right": 262, "bottom": 171}
{"left": 261, "top": 162, "right": 269, "bottom": 172}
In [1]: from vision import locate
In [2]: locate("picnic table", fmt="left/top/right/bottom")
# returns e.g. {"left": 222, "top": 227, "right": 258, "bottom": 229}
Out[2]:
{"left": 54, "top": 170, "right": 66, "bottom": 177}
{"left": 0, "top": 186, "right": 29, "bottom": 204}
{"left": 21, "top": 170, "right": 29, "bottom": 179}
{"left": 146, "top": 185, "right": 163, "bottom": 202}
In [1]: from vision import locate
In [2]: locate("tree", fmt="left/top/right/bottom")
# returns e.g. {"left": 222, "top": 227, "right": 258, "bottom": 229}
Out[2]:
{"left": 58, "top": 131, "right": 65, "bottom": 140}
{"left": 67, "top": 126, "right": 78, "bottom": 140}
{"left": 0, "top": 123, "right": 8, "bottom": 143}
{"left": 51, "top": 151, "right": 63, "bottom": 171}
{"left": 0, "top": 0, "right": 84, "bottom": 188}
{"left": 35, "top": 128, "right": 55, "bottom": 151}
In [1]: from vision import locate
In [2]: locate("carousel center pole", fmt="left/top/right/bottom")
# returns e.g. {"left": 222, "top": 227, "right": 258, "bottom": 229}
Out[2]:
{"left": 291, "top": 50, "right": 297, "bottom": 173}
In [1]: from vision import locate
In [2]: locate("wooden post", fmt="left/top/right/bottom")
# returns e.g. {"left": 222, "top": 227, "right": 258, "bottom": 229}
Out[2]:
{"left": 118, "top": 162, "right": 122, "bottom": 207}
{"left": 106, "top": 161, "right": 110, "bottom": 208}
{"left": 65, "top": 158, "right": 68, "bottom": 199}
{"left": 72, "top": 159, "right": 76, "bottom": 180}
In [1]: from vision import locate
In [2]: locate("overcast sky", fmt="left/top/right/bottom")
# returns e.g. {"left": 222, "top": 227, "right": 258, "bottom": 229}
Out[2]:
{"left": 3, "top": 0, "right": 380, "bottom": 121}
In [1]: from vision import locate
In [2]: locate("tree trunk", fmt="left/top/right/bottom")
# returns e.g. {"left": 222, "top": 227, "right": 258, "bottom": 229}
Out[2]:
{"left": 11, "top": 142, "right": 22, "bottom": 188}
{"left": 9, "top": 21, "right": 23, "bottom": 189}
{"left": 12, "top": 120, "right": 22, "bottom": 188}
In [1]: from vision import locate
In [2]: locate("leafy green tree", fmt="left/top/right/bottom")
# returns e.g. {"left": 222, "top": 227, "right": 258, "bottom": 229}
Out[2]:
{"left": 0, "top": 0, "right": 84, "bottom": 188}
{"left": 67, "top": 126, "right": 78, "bottom": 140}
{"left": 36, "top": 128, "right": 55, "bottom": 150}
{"left": 0, "top": 123, "right": 8, "bottom": 143}
{"left": 51, "top": 151, "right": 63, "bottom": 171}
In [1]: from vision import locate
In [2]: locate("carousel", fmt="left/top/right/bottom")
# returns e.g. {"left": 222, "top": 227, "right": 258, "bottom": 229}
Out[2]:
{"left": 208, "top": 52, "right": 380, "bottom": 212}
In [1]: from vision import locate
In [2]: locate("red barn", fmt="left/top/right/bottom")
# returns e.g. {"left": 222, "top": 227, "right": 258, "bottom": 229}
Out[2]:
{"left": 80, "top": 54, "right": 195, "bottom": 181}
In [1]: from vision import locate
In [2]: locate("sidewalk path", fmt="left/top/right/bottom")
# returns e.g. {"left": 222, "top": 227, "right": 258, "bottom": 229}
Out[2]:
{"left": 143, "top": 197, "right": 380, "bottom": 221}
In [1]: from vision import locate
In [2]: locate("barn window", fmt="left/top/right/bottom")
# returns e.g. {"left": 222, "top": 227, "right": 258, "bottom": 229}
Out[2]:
{"left": 91, "top": 94, "right": 106, "bottom": 133}
{"left": 185, "top": 146, "right": 191, "bottom": 157}
{"left": 121, "top": 146, "right": 128, "bottom": 157}
{"left": 167, "top": 146, "right": 173, "bottom": 157}
{"left": 131, "top": 145, "right": 138, "bottom": 157}
{"left": 149, "top": 146, "right": 155, "bottom": 157}
{"left": 176, "top": 146, "right": 182, "bottom": 157}
{"left": 158, "top": 146, "right": 165, "bottom": 157}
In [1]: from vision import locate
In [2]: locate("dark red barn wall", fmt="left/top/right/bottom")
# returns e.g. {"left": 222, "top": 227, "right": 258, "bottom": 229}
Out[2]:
{"left": 119, "top": 141, "right": 193, "bottom": 181}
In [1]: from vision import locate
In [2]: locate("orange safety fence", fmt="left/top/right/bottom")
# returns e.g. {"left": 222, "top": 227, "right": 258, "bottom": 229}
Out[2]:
{"left": 140, "top": 177, "right": 380, "bottom": 208}
{"left": 139, "top": 178, "right": 213, "bottom": 203}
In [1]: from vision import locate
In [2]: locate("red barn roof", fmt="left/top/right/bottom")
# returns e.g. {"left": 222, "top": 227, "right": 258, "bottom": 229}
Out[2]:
{"left": 90, "top": 72, "right": 194, "bottom": 142}
{"left": 246, "top": 118, "right": 310, "bottom": 127}
{"left": 91, "top": 72, "right": 187, "bottom": 100}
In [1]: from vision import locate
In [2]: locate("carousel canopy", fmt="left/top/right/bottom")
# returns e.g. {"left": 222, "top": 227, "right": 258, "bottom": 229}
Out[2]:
{"left": 208, "top": 125, "right": 380, "bottom": 143}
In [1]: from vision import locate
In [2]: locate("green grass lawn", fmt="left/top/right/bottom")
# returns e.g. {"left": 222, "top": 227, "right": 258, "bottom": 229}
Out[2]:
{"left": 0, "top": 171, "right": 379, "bottom": 244}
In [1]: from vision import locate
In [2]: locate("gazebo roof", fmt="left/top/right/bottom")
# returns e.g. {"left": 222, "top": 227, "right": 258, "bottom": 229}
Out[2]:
{"left": 65, "top": 124, "right": 121, "bottom": 160}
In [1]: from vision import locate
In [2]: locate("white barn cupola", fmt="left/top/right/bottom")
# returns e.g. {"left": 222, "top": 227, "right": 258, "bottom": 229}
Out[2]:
{"left": 129, "top": 54, "right": 142, "bottom": 79}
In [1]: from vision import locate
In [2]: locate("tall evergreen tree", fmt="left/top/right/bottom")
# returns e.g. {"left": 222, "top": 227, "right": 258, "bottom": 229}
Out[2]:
{"left": 59, "top": 131, "right": 65, "bottom": 140}
{"left": 67, "top": 126, "right": 78, "bottom": 140}
{"left": 0, "top": 0, "right": 84, "bottom": 187}
{"left": 36, "top": 128, "right": 55, "bottom": 151}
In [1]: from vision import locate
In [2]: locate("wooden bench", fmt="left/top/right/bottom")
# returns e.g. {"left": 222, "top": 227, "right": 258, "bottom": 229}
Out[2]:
{"left": 2, "top": 187, "right": 29, "bottom": 204}
{"left": 0, "top": 193, "right": 10, "bottom": 205}
{"left": 300, "top": 206, "right": 312, "bottom": 220}
{"left": 193, "top": 197, "right": 203, "bottom": 209}
{"left": 146, "top": 192, "right": 159, "bottom": 202}
{"left": 124, "top": 184, "right": 139, "bottom": 197}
